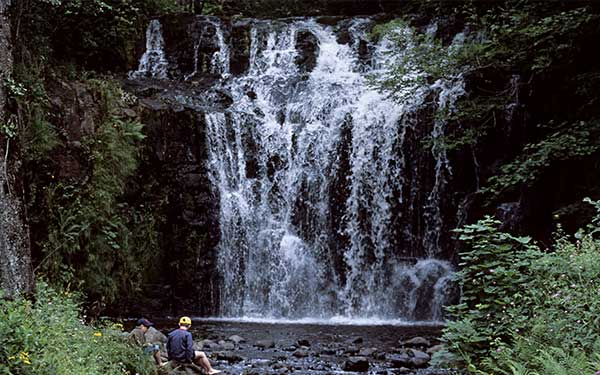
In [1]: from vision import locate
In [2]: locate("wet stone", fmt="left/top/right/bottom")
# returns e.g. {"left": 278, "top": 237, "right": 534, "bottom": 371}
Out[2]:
{"left": 221, "top": 342, "right": 235, "bottom": 350}
{"left": 401, "top": 337, "right": 431, "bottom": 347}
{"left": 292, "top": 348, "right": 310, "bottom": 358}
{"left": 373, "top": 350, "right": 387, "bottom": 360}
{"left": 389, "top": 353, "right": 412, "bottom": 368}
{"left": 359, "top": 347, "right": 378, "bottom": 357}
{"left": 216, "top": 351, "right": 245, "bottom": 363}
{"left": 320, "top": 347, "right": 336, "bottom": 355}
{"left": 408, "top": 349, "right": 430, "bottom": 368}
{"left": 255, "top": 339, "right": 276, "bottom": 349}
{"left": 345, "top": 345, "right": 360, "bottom": 355}
{"left": 343, "top": 356, "right": 370, "bottom": 372}
{"left": 427, "top": 344, "right": 444, "bottom": 355}
{"left": 352, "top": 336, "right": 364, "bottom": 344}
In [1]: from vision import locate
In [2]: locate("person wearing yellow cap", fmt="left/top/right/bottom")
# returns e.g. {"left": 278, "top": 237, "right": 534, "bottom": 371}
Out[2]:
{"left": 166, "top": 316, "right": 221, "bottom": 374}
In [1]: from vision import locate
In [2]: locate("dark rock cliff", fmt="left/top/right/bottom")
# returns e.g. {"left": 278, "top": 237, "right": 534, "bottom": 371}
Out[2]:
{"left": 127, "top": 96, "right": 221, "bottom": 316}
{"left": 33, "top": 78, "right": 221, "bottom": 316}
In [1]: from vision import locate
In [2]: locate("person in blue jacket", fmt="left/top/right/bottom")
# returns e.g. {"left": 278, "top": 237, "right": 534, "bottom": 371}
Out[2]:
{"left": 166, "top": 316, "right": 221, "bottom": 374}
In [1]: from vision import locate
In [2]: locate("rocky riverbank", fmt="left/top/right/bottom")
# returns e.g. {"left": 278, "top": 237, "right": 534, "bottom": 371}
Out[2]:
{"left": 151, "top": 320, "right": 460, "bottom": 374}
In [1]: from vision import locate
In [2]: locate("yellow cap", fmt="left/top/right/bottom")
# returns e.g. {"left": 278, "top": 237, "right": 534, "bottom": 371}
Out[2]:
{"left": 179, "top": 316, "right": 192, "bottom": 325}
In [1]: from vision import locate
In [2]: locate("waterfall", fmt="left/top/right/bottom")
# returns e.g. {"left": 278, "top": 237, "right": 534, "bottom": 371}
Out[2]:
{"left": 129, "top": 19, "right": 168, "bottom": 79}
{"left": 132, "top": 18, "right": 464, "bottom": 321}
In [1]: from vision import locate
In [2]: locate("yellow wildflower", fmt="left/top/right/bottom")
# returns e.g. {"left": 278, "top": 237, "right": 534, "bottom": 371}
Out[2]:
{"left": 94, "top": 332, "right": 102, "bottom": 337}
{"left": 19, "top": 351, "right": 31, "bottom": 365}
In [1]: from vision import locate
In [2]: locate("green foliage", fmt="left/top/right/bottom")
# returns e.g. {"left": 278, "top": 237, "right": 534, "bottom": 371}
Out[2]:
{"left": 15, "top": 0, "right": 183, "bottom": 71}
{"left": 481, "top": 120, "right": 600, "bottom": 199}
{"left": 439, "top": 199, "right": 600, "bottom": 374}
{"left": 224, "top": 0, "right": 319, "bottom": 17}
{"left": 0, "top": 282, "right": 157, "bottom": 375}
{"left": 442, "top": 216, "right": 538, "bottom": 361}
{"left": 34, "top": 78, "right": 158, "bottom": 305}
{"left": 3, "top": 77, "right": 28, "bottom": 98}
{"left": 0, "top": 116, "right": 18, "bottom": 139}
{"left": 20, "top": 105, "right": 60, "bottom": 163}
{"left": 377, "top": 4, "right": 598, "bottom": 112}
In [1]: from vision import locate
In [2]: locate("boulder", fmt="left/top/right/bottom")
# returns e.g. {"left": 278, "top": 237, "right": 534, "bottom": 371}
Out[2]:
{"left": 389, "top": 353, "right": 412, "bottom": 368}
{"left": 216, "top": 351, "right": 244, "bottom": 363}
{"left": 255, "top": 339, "right": 275, "bottom": 349}
{"left": 145, "top": 326, "right": 168, "bottom": 344}
{"left": 427, "top": 344, "right": 445, "bottom": 355}
{"left": 352, "top": 337, "right": 364, "bottom": 344}
{"left": 294, "top": 30, "right": 319, "bottom": 74}
{"left": 343, "top": 356, "right": 369, "bottom": 372}
{"left": 297, "top": 339, "right": 311, "bottom": 347}
{"left": 228, "top": 334, "right": 245, "bottom": 344}
{"left": 320, "top": 348, "right": 337, "bottom": 355}
{"left": 372, "top": 350, "right": 386, "bottom": 360}
{"left": 408, "top": 349, "right": 430, "bottom": 367}
{"left": 199, "top": 339, "right": 221, "bottom": 351}
{"left": 344, "top": 345, "right": 359, "bottom": 355}
{"left": 358, "top": 347, "right": 377, "bottom": 357}
{"left": 292, "top": 348, "right": 310, "bottom": 358}
{"left": 400, "top": 337, "right": 431, "bottom": 347}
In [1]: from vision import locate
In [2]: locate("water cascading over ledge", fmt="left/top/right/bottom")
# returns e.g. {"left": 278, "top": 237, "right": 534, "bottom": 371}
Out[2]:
{"left": 129, "top": 16, "right": 465, "bottom": 321}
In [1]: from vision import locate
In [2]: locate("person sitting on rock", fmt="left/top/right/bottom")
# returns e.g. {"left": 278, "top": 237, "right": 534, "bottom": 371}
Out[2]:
{"left": 166, "top": 316, "right": 221, "bottom": 374}
{"left": 128, "top": 318, "right": 163, "bottom": 366}
{"left": 145, "top": 324, "right": 169, "bottom": 363}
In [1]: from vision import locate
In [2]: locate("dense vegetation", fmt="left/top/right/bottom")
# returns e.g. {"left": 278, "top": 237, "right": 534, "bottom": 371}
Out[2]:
{"left": 434, "top": 199, "right": 600, "bottom": 374}
{"left": 0, "top": 282, "right": 157, "bottom": 374}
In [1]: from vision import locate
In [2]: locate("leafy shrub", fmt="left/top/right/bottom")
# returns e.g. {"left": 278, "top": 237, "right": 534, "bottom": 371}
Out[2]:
{"left": 439, "top": 200, "right": 600, "bottom": 374}
{"left": 0, "top": 282, "right": 157, "bottom": 375}
{"left": 441, "top": 216, "right": 539, "bottom": 363}
{"left": 481, "top": 120, "right": 600, "bottom": 199}
{"left": 32, "top": 79, "right": 158, "bottom": 306}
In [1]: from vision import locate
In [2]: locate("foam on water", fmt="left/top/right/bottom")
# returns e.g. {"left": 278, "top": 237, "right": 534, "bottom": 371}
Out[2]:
{"left": 188, "top": 316, "right": 446, "bottom": 327}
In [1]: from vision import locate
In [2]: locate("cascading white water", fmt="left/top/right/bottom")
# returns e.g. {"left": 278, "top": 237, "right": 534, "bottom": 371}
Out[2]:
{"left": 204, "top": 19, "right": 464, "bottom": 320}
{"left": 132, "top": 18, "right": 465, "bottom": 321}
{"left": 130, "top": 19, "right": 168, "bottom": 79}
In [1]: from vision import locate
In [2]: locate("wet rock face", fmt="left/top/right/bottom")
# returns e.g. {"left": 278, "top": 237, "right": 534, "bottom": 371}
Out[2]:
{"left": 0, "top": 0, "right": 34, "bottom": 297}
{"left": 130, "top": 102, "right": 220, "bottom": 315}
{"left": 230, "top": 20, "right": 252, "bottom": 75}
{"left": 295, "top": 30, "right": 319, "bottom": 74}
{"left": 156, "top": 15, "right": 227, "bottom": 79}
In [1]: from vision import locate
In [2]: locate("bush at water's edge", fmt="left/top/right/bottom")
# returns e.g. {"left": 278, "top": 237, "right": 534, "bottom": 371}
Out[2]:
{"left": 0, "top": 282, "right": 157, "bottom": 375}
{"left": 435, "top": 199, "right": 600, "bottom": 374}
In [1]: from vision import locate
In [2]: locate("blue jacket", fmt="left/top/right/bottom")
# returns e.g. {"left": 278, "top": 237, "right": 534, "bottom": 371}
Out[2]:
{"left": 167, "top": 328, "right": 195, "bottom": 362}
